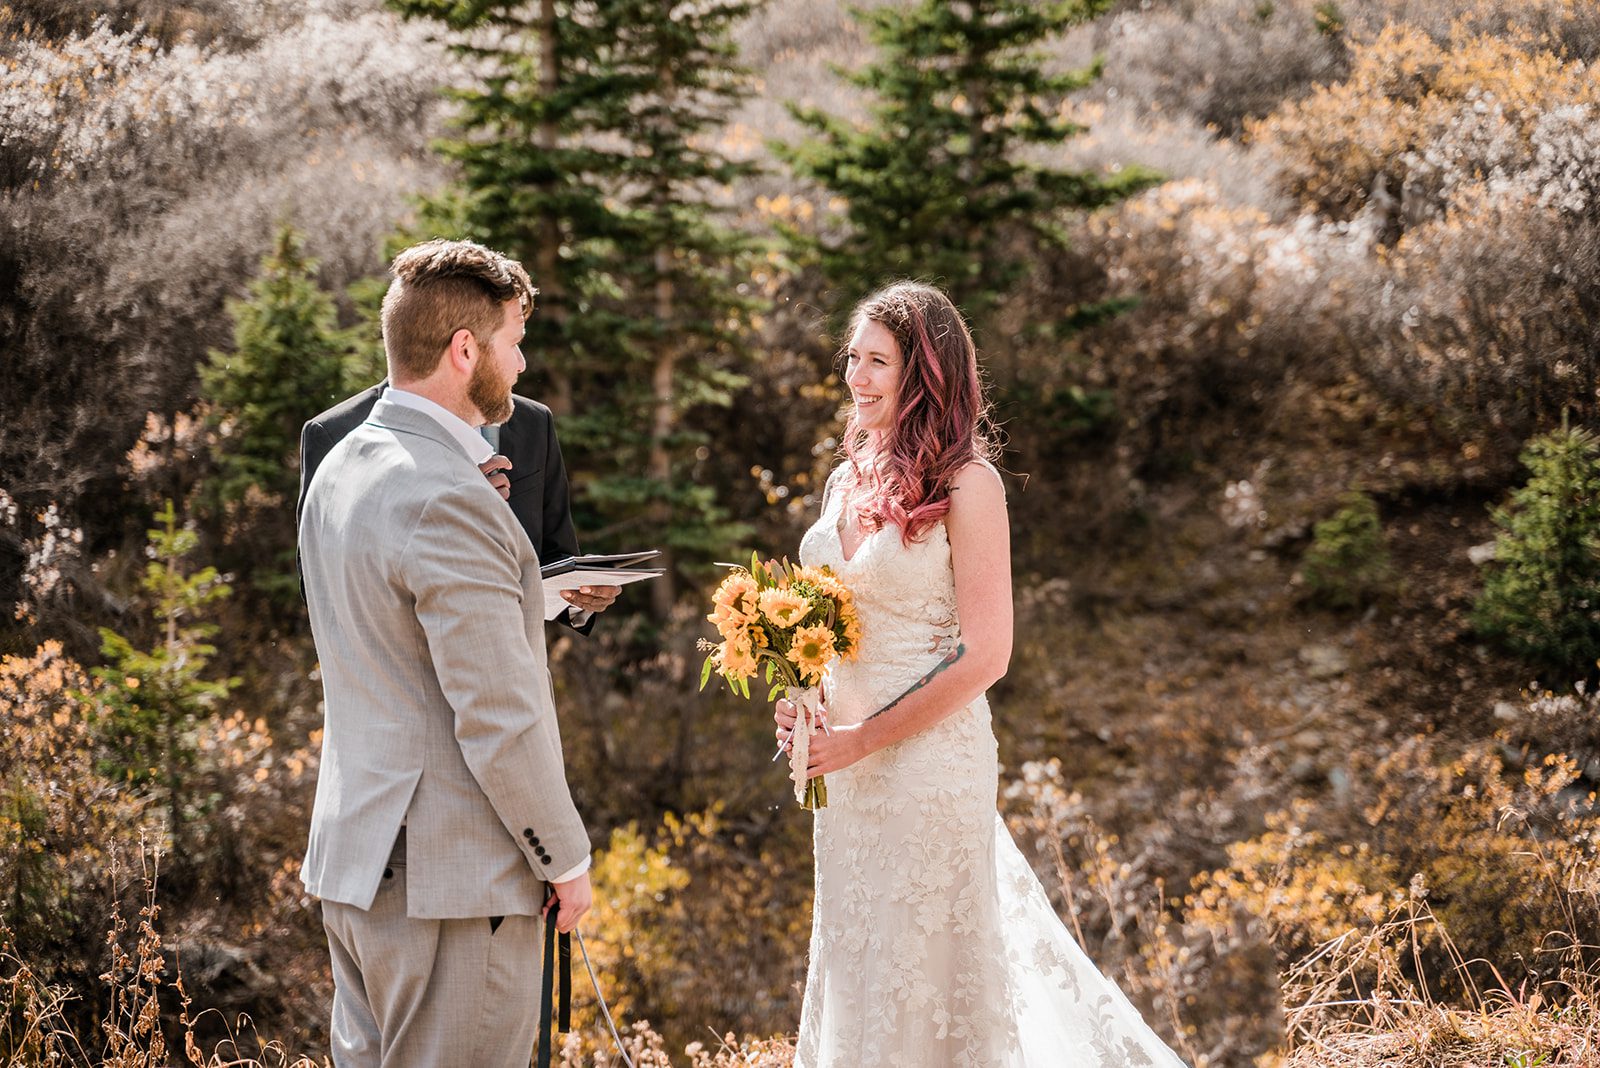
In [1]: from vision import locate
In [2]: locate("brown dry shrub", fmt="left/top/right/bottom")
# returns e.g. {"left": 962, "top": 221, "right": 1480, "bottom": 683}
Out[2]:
{"left": 0, "top": 635, "right": 324, "bottom": 1054}
{"left": 1042, "top": 19, "right": 1600, "bottom": 490}
{"left": 559, "top": 1021, "right": 796, "bottom": 1068}
{"left": 562, "top": 806, "right": 811, "bottom": 1060}
{"left": 1190, "top": 733, "right": 1600, "bottom": 1008}
{"left": 1364, "top": 191, "right": 1600, "bottom": 443}
{"left": 1277, "top": 895, "right": 1600, "bottom": 1066}
{"left": 1249, "top": 26, "right": 1600, "bottom": 231}
{"left": 1075, "top": 178, "right": 1371, "bottom": 473}
{"left": 1093, "top": 0, "right": 1600, "bottom": 138}
{"left": 1007, "top": 758, "right": 1262, "bottom": 1067}
{"left": 1096, "top": 0, "right": 1349, "bottom": 137}
{"left": 0, "top": 644, "right": 148, "bottom": 969}
{"left": 1, "top": 847, "right": 323, "bottom": 1067}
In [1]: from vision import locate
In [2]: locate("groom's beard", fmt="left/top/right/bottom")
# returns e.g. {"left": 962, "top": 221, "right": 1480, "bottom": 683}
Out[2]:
{"left": 469, "top": 356, "right": 515, "bottom": 426}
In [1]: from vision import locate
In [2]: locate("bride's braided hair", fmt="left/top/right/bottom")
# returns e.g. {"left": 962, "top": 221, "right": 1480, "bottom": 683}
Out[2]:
{"left": 841, "top": 282, "right": 998, "bottom": 545}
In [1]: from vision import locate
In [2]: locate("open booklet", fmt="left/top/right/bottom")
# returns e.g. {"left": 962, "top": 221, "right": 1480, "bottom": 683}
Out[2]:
{"left": 540, "top": 550, "right": 664, "bottom": 620}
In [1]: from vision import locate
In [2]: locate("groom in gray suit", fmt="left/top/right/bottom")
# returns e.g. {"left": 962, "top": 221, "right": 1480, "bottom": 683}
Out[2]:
{"left": 298, "top": 238, "right": 593, "bottom": 1067}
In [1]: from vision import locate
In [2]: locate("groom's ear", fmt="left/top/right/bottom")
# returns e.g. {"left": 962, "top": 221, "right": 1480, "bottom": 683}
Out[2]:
{"left": 446, "top": 327, "right": 477, "bottom": 372}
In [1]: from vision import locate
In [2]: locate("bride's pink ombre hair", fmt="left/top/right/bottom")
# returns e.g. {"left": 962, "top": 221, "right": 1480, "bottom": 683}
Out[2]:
{"left": 841, "top": 282, "right": 997, "bottom": 545}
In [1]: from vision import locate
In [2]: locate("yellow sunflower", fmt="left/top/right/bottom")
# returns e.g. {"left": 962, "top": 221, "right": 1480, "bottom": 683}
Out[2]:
{"left": 812, "top": 571, "right": 850, "bottom": 602}
{"left": 786, "top": 624, "right": 838, "bottom": 684}
{"left": 758, "top": 588, "right": 812, "bottom": 629}
{"left": 720, "top": 629, "right": 760, "bottom": 680}
{"left": 708, "top": 573, "right": 759, "bottom": 635}
{"left": 791, "top": 565, "right": 828, "bottom": 587}
{"left": 841, "top": 613, "right": 863, "bottom": 659}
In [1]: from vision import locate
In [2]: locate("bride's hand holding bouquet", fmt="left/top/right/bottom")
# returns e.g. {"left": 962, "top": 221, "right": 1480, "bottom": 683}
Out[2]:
{"left": 775, "top": 700, "right": 872, "bottom": 777}
{"left": 700, "top": 553, "right": 861, "bottom": 809}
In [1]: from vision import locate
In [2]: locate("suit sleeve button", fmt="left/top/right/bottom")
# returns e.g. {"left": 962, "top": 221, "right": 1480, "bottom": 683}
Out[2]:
{"left": 522, "top": 828, "right": 535, "bottom": 840}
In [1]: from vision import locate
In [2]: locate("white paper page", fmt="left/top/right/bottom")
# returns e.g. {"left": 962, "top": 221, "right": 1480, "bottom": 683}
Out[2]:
{"left": 542, "top": 568, "right": 663, "bottom": 620}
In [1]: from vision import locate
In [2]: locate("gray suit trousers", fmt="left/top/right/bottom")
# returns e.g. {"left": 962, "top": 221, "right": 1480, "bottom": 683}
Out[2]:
{"left": 322, "top": 837, "right": 545, "bottom": 1068}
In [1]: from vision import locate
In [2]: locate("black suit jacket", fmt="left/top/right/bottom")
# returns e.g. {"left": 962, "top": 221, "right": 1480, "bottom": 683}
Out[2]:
{"left": 297, "top": 382, "right": 593, "bottom": 632}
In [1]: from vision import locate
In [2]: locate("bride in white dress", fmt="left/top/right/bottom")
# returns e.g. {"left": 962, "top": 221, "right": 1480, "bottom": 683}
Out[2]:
{"left": 775, "top": 282, "right": 1189, "bottom": 1067}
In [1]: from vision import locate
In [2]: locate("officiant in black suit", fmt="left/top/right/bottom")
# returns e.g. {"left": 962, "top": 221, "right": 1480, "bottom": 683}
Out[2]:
{"left": 296, "top": 382, "right": 619, "bottom": 630}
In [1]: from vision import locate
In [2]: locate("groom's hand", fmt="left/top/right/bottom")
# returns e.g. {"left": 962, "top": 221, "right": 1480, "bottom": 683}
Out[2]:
{"left": 547, "top": 871, "right": 593, "bottom": 934}
{"left": 479, "top": 454, "right": 512, "bottom": 500}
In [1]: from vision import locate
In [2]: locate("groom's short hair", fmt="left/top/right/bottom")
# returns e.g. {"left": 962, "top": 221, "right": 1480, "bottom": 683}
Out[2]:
{"left": 381, "top": 239, "right": 537, "bottom": 382}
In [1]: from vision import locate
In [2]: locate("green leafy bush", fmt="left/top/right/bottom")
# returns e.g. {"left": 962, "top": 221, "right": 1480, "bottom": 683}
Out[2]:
{"left": 1301, "top": 490, "right": 1393, "bottom": 610}
{"left": 91, "top": 502, "right": 237, "bottom": 860}
{"left": 1475, "top": 424, "right": 1600, "bottom": 677}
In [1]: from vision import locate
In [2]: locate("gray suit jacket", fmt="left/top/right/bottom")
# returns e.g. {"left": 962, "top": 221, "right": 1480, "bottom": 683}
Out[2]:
{"left": 298, "top": 398, "right": 590, "bottom": 919}
{"left": 296, "top": 383, "right": 594, "bottom": 634}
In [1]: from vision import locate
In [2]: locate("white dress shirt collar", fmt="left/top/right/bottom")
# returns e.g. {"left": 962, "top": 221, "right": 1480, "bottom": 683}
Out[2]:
{"left": 383, "top": 387, "right": 495, "bottom": 466}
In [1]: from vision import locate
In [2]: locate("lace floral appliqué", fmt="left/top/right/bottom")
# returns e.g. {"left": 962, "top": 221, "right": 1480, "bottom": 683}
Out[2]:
{"left": 792, "top": 464, "right": 1188, "bottom": 1068}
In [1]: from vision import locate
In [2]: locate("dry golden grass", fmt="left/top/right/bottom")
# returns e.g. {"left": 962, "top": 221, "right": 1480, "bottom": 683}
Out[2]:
{"left": 2, "top": 843, "right": 323, "bottom": 1068}
{"left": 1278, "top": 899, "right": 1600, "bottom": 1067}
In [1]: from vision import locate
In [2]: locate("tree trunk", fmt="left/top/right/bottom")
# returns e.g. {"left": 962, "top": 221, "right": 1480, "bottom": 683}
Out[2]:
{"left": 651, "top": 250, "right": 678, "bottom": 620}
{"left": 163, "top": 550, "right": 182, "bottom": 856}
{"left": 536, "top": 0, "right": 572, "bottom": 416}
{"left": 649, "top": 63, "right": 679, "bottom": 620}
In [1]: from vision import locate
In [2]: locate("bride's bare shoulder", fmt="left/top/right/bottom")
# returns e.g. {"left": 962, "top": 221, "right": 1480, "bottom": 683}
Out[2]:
{"left": 948, "top": 458, "right": 1005, "bottom": 502}
{"left": 946, "top": 461, "right": 1007, "bottom": 541}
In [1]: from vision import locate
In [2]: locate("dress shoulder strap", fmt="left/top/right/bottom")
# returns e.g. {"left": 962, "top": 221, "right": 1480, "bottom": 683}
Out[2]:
{"left": 819, "top": 463, "right": 853, "bottom": 515}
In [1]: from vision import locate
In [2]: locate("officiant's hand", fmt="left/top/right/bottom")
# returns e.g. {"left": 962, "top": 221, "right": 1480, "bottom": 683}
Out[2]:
{"left": 479, "top": 454, "right": 512, "bottom": 500}
{"left": 546, "top": 870, "right": 592, "bottom": 934}
{"left": 561, "top": 585, "right": 620, "bottom": 614}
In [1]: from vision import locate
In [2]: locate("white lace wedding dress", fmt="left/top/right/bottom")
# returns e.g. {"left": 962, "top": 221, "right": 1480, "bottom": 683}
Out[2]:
{"left": 793, "top": 464, "right": 1188, "bottom": 1067}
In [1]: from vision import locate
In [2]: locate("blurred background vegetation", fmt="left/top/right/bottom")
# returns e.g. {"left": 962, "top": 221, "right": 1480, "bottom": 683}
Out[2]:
{"left": 3, "top": 0, "right": 1600, "bottom": 1064}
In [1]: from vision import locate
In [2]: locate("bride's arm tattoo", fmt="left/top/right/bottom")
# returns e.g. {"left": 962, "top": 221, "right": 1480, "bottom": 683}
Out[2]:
{"left": 864, "top": 643, "right": 966, "bottom": 722}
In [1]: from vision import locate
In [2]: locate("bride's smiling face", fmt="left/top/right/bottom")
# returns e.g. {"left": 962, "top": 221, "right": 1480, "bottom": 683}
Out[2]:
{"left": 845, "top": 318, "right": 902, "bottom": 433}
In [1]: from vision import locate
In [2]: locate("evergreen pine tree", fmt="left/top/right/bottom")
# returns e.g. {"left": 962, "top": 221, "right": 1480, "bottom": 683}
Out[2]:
{"left": 202, "top": 226, "right": 351, "bottom": 508}
{"left": 571, "top": 1, "right": 760, "bottom": 614}
{"left": 344, "top": 273, "right": 393, "bottom": 393}
{"left": 200, "top": 227, "right": 352, "bottom": 606}
{"left": 392, "top": 0, "right": 625, "bottom": 417}
{"left": 390, "top": 0, "right": 760, "bottom": 614}
{"left": 781, "top": 0, "right": 1157, "bottom": 323}
{"left": 92, "top": 501, "right": 238, "bottom": 858}
{"left": 1475, "top": 423, "right": 1600, "bottom": 677}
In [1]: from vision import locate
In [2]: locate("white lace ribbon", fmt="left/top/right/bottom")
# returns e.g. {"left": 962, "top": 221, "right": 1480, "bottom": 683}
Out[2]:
{"left": 786, "top": 685, "right": 821, "bottom": 804}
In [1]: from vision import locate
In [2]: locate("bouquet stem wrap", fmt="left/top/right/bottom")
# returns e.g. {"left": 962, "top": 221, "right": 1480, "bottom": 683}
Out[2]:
{"left": 786, "top": 685, "right": 828, "bottom": 810}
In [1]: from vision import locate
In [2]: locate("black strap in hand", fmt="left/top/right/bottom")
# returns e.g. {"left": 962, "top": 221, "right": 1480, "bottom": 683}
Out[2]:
{"left": 536, "top": 898, "right": 573, "bottom": 1068}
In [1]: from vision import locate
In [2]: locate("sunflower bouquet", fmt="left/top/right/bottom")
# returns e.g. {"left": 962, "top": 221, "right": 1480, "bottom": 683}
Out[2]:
{"left": 700, "top": 553, "right": 861, "bottom": 809}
